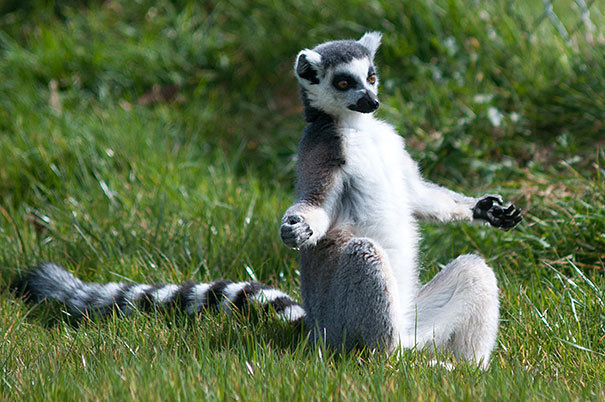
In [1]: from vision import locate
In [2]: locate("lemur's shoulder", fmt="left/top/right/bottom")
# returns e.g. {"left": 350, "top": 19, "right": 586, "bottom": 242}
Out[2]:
{"left": 294, "top": 118, "right": 346, "bottom": 203}
{"left": 298, "top": 116, "right": 346, "bottom": 169}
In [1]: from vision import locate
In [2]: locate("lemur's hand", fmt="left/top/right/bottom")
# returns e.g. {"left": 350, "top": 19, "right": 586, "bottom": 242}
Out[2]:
{"left": 472, "top": 195, "right": 522, "bottom": 230}
{"left": 281, "top": 214, "right": 313, "bottom": 249}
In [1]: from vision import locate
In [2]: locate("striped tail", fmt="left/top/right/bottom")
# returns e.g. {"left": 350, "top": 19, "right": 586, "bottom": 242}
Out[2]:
{"left": 15, "top": 263, "right": 306, "bottom": 322}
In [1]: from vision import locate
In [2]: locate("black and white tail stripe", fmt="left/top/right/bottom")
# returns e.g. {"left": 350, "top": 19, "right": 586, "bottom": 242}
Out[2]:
{"left": 15, "top": 263, "right": 306, "bottom": 322}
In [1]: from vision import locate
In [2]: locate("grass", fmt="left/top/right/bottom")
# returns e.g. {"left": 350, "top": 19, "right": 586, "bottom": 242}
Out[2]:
{"left": 0, "top": 0, "right": 603, "bottom": 399}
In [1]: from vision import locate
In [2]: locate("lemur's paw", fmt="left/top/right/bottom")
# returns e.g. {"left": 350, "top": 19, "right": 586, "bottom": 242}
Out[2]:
{"left": 280, "top": 214, "right": 313, "bottom": 249}
{"left": 472, "top": 194, "right": 522, "bottom": 230}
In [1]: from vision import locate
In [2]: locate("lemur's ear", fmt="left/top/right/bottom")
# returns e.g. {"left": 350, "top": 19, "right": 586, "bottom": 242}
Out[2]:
{"left": 294, "top": 49, "right": 322, "bottom": 85}
{"left": 358, "top": 31, "right": 382, "bottom": 58}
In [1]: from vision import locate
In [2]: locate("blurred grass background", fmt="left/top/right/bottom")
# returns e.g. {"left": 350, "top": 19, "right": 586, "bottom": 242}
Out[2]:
{"left": 0, "top": 0, "right": 603, "bottom": 399}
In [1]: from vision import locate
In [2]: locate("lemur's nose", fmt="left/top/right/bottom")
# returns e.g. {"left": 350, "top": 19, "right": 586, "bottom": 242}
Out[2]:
{"left": 347, "top": 90, "right": 380, "bottom": 113}
{"left": 358, "top": 90, "right": 380, "bottom": 113}
{"left": 367, "top": 92, "right": 380, "bottom": 109}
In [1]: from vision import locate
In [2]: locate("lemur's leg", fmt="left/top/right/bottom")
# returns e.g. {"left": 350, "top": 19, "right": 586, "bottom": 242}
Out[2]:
{"left": 301, "top": 230, "right": 403, "bottom": 352}
{"left": 409, "top": 254, "right": 499, "bottom": 368}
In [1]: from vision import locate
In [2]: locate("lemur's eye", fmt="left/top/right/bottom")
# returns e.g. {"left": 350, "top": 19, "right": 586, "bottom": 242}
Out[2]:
{"left": 333, "top": 74, "right": 355, "bottom": 90}
{"left": 368, "top": 74, "right": 376, "bottom": 84}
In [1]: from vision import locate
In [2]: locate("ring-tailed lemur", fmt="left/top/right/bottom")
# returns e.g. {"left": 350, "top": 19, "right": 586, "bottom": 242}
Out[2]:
{"left": 280, "top": 31, "right": 521, "bottom": 368}
{"left": 13, "top": 32, "right": 521, "bottom": 368}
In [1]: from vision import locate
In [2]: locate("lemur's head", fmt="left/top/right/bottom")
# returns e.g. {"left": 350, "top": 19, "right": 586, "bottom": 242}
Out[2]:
{"left": 294, "top": 32, "right": 382, "bottom": 119}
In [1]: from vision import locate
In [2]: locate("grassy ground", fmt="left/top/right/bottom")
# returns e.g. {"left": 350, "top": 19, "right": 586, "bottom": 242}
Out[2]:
{"left": 1, "top": 0, "right": 603, "bottom": 399}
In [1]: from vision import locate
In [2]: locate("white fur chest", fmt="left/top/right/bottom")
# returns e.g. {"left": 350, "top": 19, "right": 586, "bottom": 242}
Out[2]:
{"left": 336, "top": 116, "right": 413, "bottom": 247}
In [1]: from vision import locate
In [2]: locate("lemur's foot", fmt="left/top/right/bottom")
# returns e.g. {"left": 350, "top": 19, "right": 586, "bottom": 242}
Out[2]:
{"left": 472, "top": 195, "right": 522, "bottom": 230}
{"left": 280, "top": 214, "right": 313, "bottom": 249}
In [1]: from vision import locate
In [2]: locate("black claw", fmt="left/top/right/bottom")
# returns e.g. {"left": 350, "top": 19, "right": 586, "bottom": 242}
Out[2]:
{"left": 281, "top": 218, "right": 312, "bottom": 248}
{"left": 472, "top": 194, "right": 523, "bottom": 230}
{"left": 498, "top": 211, "right": 523, "bottom": 230}
{"left": 485, "top": 195, "right": 502, "bottom": 205}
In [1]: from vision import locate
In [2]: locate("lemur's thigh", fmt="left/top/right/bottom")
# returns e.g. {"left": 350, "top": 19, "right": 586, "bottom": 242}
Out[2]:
{"left": 332, "top": 237, "right": 403, "bottom": 351}
{"left": 411, "top": 254, "right": 499, "bottom": 367}
{"left": 302, "top": 231, "right": 402, "bottom": 352}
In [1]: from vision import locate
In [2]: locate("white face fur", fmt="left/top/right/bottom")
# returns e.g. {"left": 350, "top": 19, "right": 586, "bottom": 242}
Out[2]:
{"left": 294, "top": 32, "right": 382, "bottom": 119}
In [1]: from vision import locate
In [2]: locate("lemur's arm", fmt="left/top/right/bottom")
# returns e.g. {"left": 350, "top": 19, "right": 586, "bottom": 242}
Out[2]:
{"left": 280, "top": 131, "right": 344, "bottom": 248}
{"left": 280, "top": 200, "right": 335, "bottom": 249}
{"left": 405, "top": 153, "right": 522, "bottom": 230}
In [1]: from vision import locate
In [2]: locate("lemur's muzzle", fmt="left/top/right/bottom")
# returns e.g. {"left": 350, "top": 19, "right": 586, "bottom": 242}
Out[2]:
{"left": 348, "top": 90, "right": 380, "bottom": 113}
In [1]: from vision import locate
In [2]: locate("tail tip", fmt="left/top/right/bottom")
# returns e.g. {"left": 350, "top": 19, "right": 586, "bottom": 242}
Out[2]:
{"left": 10, "top": 262, "right": 71, "bottom": 302}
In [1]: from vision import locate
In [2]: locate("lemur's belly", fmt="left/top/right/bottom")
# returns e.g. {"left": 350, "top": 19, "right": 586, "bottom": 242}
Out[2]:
{"left": 338, "top": 180, "right": 410, "bottom": 244}
{"left": 338, "top": 128, "right": 419, "bottom": 273}
{"left": 337, "top": 154, "right": 421, "bottom": 305}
